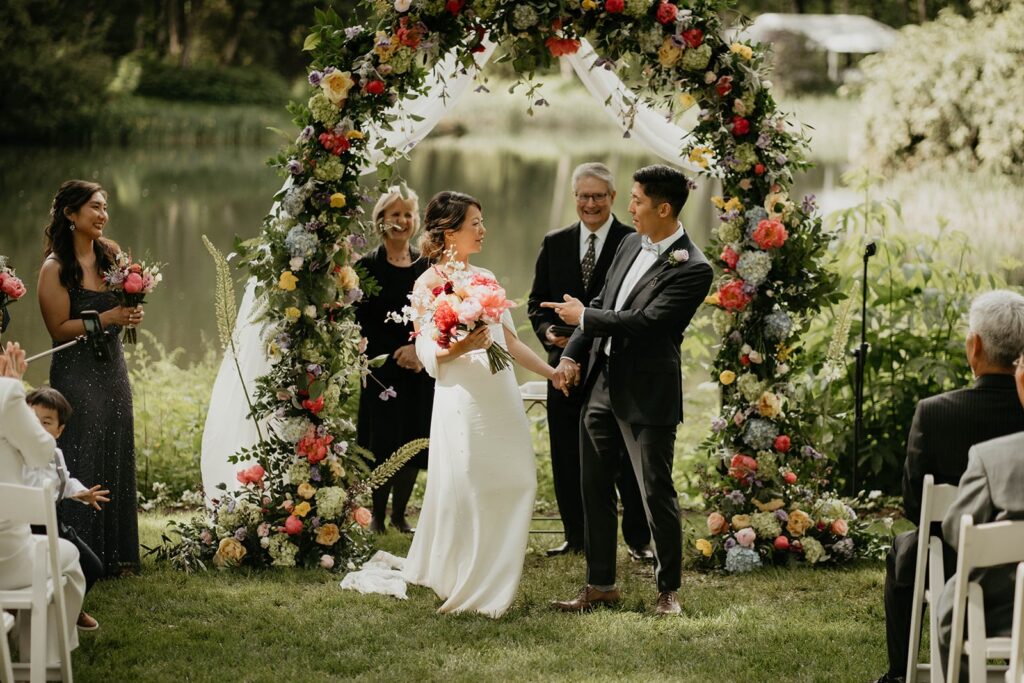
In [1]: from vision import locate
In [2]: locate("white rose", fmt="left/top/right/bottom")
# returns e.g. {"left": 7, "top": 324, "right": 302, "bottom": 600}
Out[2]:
{"left": 304, "top": 305, "right": 318, "bottom": 318}
{"left": 394, "top": 0, "right": 412, "bottom": 10}
{"left": 290, "top": 256, "right": 304, "bottom": 270}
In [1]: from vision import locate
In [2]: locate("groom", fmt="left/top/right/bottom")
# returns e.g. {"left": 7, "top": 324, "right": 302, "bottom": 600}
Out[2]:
{"left": 543, "top": 165, "right": 712, "bottom": 615}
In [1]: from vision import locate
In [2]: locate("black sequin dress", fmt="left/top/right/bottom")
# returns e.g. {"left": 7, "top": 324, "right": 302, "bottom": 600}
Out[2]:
{"left": 355, "top": 247, "right": 434, "bottom": 468}
{"left": 50, "top": 288, "right": 140, "bottom": 575}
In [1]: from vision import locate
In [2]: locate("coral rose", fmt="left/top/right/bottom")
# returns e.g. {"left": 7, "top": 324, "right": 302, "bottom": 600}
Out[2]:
{"left": 707, "top": 512, "right": 728, "bottom": 535}
{"left": 728, "top": 453, "right": 758, "bottom": 481}
{"left": 786, "top": 510, "right": 812, "bottom": 537}
{"left": 831, "top": 519, "right": 849, "bottom": 536}
{"left": 353, "top": 506, "right": 372, "bottom": 528}
{"left": 720, "top": 245, "right": 739, "bottom": 270}
{"left": 682, "top": 28, "right": 703, "bottom": 48}
{"left": 316, "top": 523, "right": 341, "bottom": 546}
{"left": 732, "top": 116, "right": 750, "bottom": 136}
{"left": 773, "top": 535, "right": 790, "bottom": 551}
{"left": 0, "top": 274, "right": 26, "bottom": 299}
{"left": 123, "top": 272, "right": 144, "bottom": 294}
{"left": 718, "top": 280, "right": 752, "bottom": 311}
{"left": 655, "top": 1, "right": 677, "bottom": 24}
{"left": 284, "top": 515, "right": 303, "bottom": 535}
{"left": 213, "top": 537, "right": 247, "bottom": 568}
{"left": 783, "top": 471, "right": 798, "bottom": 485}
{"left": 752, "top": 219, "right": 788, "bottom": 249}
{"left": 236, "top": 464, "right": 265, "bottom": 486}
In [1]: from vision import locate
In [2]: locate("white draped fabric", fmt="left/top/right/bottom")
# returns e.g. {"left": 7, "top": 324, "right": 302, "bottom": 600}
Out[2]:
{"left": 200, "top": 38, "right": 699, "bottom": 499}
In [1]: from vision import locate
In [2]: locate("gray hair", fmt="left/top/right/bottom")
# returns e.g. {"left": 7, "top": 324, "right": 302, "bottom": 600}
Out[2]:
{"left": 968, "top": 289, "right": 1024, "bottom": 367}
{"left": 372, "top": 185, "right": 420, "bottom": 232}
{"left": 571, "top": 162, "right": 615, "bottom": 194}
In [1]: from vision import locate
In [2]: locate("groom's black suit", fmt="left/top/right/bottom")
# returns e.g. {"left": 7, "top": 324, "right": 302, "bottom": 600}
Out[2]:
{"left": 562, "top": 230, "right": 712, "bottom": 592}
{"left": 527, "top": 217, "right": 650, "bottom": 551}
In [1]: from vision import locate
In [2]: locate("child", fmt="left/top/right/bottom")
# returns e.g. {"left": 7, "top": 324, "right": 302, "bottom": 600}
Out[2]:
{"left": 23, "top": 386, "right": 109, "bottom": 631}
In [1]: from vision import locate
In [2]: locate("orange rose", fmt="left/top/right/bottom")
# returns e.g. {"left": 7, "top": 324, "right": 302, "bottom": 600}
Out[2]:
{"left": 353, "top": 506, "right": 372, "bottom": 528}
{"left": 707, "top": 512, "right": 729, "bottom": 535}
{"left": 787, "top": 510, "right": 813, "bottom": 537}
{"left": 316, "top": 523, "right": 341, "bottom": 546}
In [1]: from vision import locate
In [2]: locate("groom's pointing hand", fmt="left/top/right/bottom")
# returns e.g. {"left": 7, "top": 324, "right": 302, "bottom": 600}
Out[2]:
{"left": 540, "top": 294, "right": 584, "bottom": 326}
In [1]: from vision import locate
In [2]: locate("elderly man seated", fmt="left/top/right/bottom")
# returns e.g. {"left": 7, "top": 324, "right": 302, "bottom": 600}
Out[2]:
{"left": 873, "top": 290, "right": 1024, "bottom": 683}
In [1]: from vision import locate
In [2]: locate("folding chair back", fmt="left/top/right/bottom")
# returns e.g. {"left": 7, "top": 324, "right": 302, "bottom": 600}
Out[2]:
{"left": 1007, "top": 563, "right": 1024, "bottom": 683}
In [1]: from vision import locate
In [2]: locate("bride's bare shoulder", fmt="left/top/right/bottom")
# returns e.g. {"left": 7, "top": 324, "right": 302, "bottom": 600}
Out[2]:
{"left": 415, "top": 266, "right": 444, "bottom": 290}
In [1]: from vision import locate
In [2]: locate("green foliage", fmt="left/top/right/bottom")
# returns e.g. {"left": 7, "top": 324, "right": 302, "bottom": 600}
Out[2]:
{"left": 800, "top": 169, "right": 1017, "bottom": 493}
{"left": 128, "top": 330, "right": 220, "bottom": 502}
{"left": 131, "top": 57, "right": 292, "bottom": 105}
{"left": 856, "top": 1, "right": 1024, "bottom": 175}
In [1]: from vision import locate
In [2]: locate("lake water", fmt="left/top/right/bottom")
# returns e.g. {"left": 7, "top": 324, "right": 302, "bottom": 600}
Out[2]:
{"left": 0, "top": 141, "right": 845, "bottom": 387}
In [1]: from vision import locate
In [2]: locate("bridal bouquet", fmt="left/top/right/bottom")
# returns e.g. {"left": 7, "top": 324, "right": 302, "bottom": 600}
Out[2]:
{"left": 391, "top": 257, "right": 516, "bottom": 374}
{"left": 102, "top": 251, "right": 163, "bottom": 344}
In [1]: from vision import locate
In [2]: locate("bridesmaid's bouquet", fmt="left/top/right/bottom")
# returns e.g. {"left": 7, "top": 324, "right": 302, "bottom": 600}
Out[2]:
{"left": 391, "top": 256, "right": 516, "bottom": 374}
{"left": 0, "top": 256, "right": 27, "bottom": 333}
{"left": 102, "top": 251, "right": 163, "bottom": 344}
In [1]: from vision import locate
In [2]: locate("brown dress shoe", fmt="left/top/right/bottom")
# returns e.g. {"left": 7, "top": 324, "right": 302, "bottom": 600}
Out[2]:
{"left": 655, "top": 591, "right": 681, "bottom": 615}
{"left": 551, "top": 585, "right": 622, "bottom": 612}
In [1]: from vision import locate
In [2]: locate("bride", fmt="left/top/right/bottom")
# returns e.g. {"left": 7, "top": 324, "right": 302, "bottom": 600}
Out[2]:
{"left": 394, "top": 191, "right": 562, "bottom": 617}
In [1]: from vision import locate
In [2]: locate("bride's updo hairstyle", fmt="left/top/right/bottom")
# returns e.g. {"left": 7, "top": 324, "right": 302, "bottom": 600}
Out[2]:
{"left": 419, "top": 190, "right": 482, "bottom": 262}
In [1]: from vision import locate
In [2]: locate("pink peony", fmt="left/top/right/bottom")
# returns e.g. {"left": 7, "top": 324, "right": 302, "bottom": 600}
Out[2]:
{"left": 123, "top": 272, "right": 145, "bottom": 294}
{"left": 718, "top": 280, "right": 752, "bottom": 311}
{"left": 353, "top": 506, "right": 372, "bottom": 528}
{"left": 284, "top": 515, "right": 303, "bottom": 535}
{"left": 236, "top": 464, "right": 266, "bottom": 486}
{"left": 455, "top": 299, "right": 483, "bottom": 325}
{"left": 831, "top": 519, "right": 849, "bottom": 536}
{"left": 728, "top": 453, "right": 758, "bottom": 481}
{"left": 752, "top": 219, "right": 788, "bottom": 249}
{"left": 0, "top": 274, "right": 26, "bottom": 299}
{"left": 735, "top": 527, "right": 756, "bottom": 548}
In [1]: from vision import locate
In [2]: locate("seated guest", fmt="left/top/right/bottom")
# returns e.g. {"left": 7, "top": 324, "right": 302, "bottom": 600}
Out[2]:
{"left": 874, "top": 289, "right": 1024, "bottom": 683}
{"left": 0, "top": 341, "right": 86, "bottom": 661}
{"left": 23, "top": 386, "right": 109, "bottom": 630}
{"left": 936, "top": 347, "right": 1024, "bottom": 681}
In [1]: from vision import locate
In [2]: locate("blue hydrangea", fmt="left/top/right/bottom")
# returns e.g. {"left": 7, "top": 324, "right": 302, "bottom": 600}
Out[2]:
{"left": 285, "top": 226, "right": 318, "bottom": 260}
{"left": 725, "top": 546, "right": 762, "bottom": 573}
{"left": 736, "top": 251, "right": 772, "bottom": 287}
{"left": 743, "top": 418, "right": 779, "bottom": 450}
{"left": 745, "top": 207, "right": 768, "bottom": 238}
{"left": 763, "top": 310, "right": 793, "bottom": 340}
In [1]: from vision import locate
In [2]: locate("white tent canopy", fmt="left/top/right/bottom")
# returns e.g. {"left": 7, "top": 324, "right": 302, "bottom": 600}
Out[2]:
{"left": 737, "top": 13, "right": 899, "bottom": 54}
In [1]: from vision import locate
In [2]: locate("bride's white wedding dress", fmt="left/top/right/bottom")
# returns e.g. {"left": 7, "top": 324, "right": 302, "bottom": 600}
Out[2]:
{"left": 343, "top": 272, "right": 536, "bottom": 618}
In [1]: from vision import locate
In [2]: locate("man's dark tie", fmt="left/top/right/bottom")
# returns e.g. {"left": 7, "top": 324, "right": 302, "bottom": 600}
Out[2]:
{"left": 581, "top": 233, "right": 597, "bottom": 290}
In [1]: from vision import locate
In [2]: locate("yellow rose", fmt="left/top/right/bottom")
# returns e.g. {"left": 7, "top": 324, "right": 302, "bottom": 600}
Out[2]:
{"left": 657, "top": 36, "right": 682, "bottom": 68}
{"left": 719, "top": 370, "right": 736, "bottom": 386}
{"left": 787, "top": 509, "right": 813, "bottom": 537}
{"left": 731, "top": 514, "right": 752, "bottom": 530}
{"left": 212, "top": 537, "right": 247, "bottom": 568}
{"left": 723, "top": 197, "right": 743, "bottom": 213}
{"left": 293, "top": 501, "right": 312, "bottom": 518}
{"left": 757, "top": 391, "right": 783, "bottom": 418}
{"left": 297, "top": 482, "right": 317, "bottom": 500}
{"left": 752, "top": 498, "right": 785, "bottom": 513}
{"left": 335, "top": 265, "right": 359, "bottom": 291}
{"left": 330, "top": 193, "right": 347, "bottom": 208}
{"left": 285, "top": 307, "right": 301, "bottom": 323}
{"left": 678, "top": 92, "right": 696, "bottom": 111}
{"left": 278, "top": 271, "right": 299, "bottom": 291}
{"left": 704, "top": 292, "right": 720, "bottom": 306}
{"left": 316, "top": 523, "right": 341, "bottom": 546}
{"left": 321, "top": 70, "right": 355, "bottom": 106}
{"left": 695, "top": 538, "right": 713, "bottom": 557}
{"left": 582, "top": 0, "right": 598, "bottom": 9}
{"left": 346, "top": 130, "right": 364, "bottom": 140}
{"left": 688, "top": 146, "right": 711, "bottom": 169}
{"left": 730, "top": 42, "right": 753, "bottom": 61}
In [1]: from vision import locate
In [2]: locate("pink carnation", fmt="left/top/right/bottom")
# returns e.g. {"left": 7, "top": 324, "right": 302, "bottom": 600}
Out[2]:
{"left": 752, "top": 219, "right": 788, "bottom": 249}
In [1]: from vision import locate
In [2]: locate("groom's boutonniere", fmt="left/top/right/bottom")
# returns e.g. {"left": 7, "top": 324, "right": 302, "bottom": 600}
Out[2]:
{"left": 667, "top": 249, "right": 690, "bottom": 266}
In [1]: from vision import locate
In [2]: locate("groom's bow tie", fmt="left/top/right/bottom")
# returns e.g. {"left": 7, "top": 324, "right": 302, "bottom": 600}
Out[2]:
{"left": 640, "top": 236, "right": 660, "bottom": 255}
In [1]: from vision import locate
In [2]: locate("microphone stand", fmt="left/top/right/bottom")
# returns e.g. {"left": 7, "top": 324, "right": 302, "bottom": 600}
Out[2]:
{"left": 851, "top": 242, "right": 876, "bottom": 496}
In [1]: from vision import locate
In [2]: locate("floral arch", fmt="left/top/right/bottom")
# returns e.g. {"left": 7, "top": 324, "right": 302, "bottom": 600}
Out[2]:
{"left": 167, "top": 0, "right": 855, "bottom": 572}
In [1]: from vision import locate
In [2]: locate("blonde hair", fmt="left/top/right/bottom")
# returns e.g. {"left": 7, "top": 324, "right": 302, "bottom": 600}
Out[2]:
{"left": 371, "top": 185, "right": 420, "bottom": 236}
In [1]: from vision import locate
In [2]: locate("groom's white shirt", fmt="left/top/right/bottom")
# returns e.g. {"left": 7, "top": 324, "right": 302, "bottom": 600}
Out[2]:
{"left": 578, "top": 222, "right": 685, "bottom": 356}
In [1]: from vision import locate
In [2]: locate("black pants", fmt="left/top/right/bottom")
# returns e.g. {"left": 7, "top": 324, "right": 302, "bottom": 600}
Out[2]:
{"left": 547, "top": 392, "right": 650, "bottom": 550}
{"left": 32, "top": 516, "right": 104, "bottom": 593}
{"left": 580, "top": 364, "right": 681, "bottom": 592}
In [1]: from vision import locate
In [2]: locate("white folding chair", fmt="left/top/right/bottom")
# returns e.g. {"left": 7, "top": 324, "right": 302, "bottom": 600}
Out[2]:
{"left": 2, "top": 608, "right": 14, "bottom": 683}
{"left": 1006, "top": 563, "right": 1024, "bottom": 683}
{"left": 0, "top": 482, "right": 73, "bottom": 683}
{"left": 947, "top": 515, "right": 1024, "bottom": 683}
{"left": 907, "top": 475, "right": 961, "bottom": 683}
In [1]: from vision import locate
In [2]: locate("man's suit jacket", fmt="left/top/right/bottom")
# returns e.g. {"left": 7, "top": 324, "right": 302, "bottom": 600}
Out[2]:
{"left": 937, "top": 431, "right": 1024, "bottom": 643}
{"left": 892, "top": 373, "right": 1024, "bottom": 584}
{"left": 562, "top": 231, "right": 713, "bottom": 427}
{"left": 527, "top": 217, "right": 632, "bottom": 406}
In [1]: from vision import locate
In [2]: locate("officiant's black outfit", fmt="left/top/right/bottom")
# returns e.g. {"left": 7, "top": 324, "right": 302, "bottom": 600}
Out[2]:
{"left": 527, "top": 216, "right": 650, "bottom": 555}
{"left": 562, "top": 230, "right": 712, "bottom": 593}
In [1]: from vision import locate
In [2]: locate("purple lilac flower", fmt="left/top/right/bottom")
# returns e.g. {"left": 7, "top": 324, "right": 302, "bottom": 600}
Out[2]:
{"left": 305, "top": 219, "right": 324, "bottom": 233}
{"left": 298, "top": 125, "right": 315, "bottom": 143}
{"left": 774, "top": 509, "right": 789, "bottom": 523}
{"left": 741, "top": 282, "right": 757, "bottom": 297}
{"left": 802, "top": 194, "right": 817, "bottom": 213}
{"left": 234, "top": 527, "right": 248, "bottom": 541}
{"left": 755, "top": 132, "right": 771, "bottom": 149}
{"left": 348, "top": 234, "right": 367, "bottom": 250}
{"left": 728, "top": 330, "right": 743, "bottom": 345}
{"left": 670, "top": 34, "right": 686, "bottom": 48}
{"left": 316, "top": 424, "right": 328, "bottom": 437}
{"left": 379, "top": 386, "right": 397, "bottom": 401}
{"left": 307, "top": 363, "right": 323, "bottom": 378}
{"left": 308, "top": 70, "right": 323, "bottom": 87}
{"left": 344, "top": 25, "right": 364, "bottom": 40}
{"left": 775, "top": 154, "right": 788, "bottom": 166}
{"left": 802, "top": 445, "right": 824, "bottom": 460}
{"left": 310, "top": 464, "right": 322, "bottom": 482}
{"left": 343, "top": 287, "right": 363, "bottom": 305}
{"left": 726, "top": 490, "right": 746, "bottom": 506}
{"left": 333, "top": 442, "right": 348, "bottom": 455}
{"left": 724, "top": 537, "right": 737, "bottom": 551}
{"left": 711, "top": 417, "right": 727, "bottom": 432}
{"left": 310, "top": 516, "right": 321, "bottom": 529}
{"left": 287, "top": 159, "right": 304, "bottom": 175}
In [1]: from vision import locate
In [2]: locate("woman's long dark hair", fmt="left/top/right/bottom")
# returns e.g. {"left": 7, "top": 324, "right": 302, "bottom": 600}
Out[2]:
{"left": 419, "top": 191, "right": 482, "bottom": 263}
{"left": 43, "top": 180, "right": 119, "bottom": 290}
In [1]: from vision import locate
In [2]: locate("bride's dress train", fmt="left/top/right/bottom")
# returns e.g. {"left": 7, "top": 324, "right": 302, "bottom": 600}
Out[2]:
{"left": 343, "top": 305, "right": 536, "bottom": 618}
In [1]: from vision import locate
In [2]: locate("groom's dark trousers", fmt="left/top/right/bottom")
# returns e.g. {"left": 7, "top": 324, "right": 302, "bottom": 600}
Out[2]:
{"left": 563, "top": 230, "right": 713, "bottom": 592}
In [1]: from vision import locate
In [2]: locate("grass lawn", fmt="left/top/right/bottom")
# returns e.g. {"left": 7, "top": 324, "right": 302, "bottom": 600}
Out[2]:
{"left": 65, "top": 511, "right": 894, "bottom": 682}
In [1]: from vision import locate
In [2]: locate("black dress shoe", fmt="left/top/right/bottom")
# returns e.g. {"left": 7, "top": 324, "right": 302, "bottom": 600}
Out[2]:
{"left": 628, "top": 545, "right": 655, "bottom": 563}
{"left": 870, "top": 674, "right": 904, "bottom": 683}
{"left": 390, "top": 517, "right": 413, "bottom": 534}
{"left": 545, "top": 541, "right": 583, "bottom": 557}
{"left": 369, "top": 517, "right": 386, "bottom": 535}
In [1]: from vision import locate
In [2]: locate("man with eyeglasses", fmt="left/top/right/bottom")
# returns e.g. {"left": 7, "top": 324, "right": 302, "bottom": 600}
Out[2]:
{"left": 527, "top": 162, "right": 652, "bottom": 560}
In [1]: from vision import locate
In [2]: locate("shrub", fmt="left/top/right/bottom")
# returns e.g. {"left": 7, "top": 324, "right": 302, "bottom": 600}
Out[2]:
{"left": 130, "top": 57, "right": 292, "bottom": 106}
{"left": 855, "top": 0, "right": 1024, "bottom": 174}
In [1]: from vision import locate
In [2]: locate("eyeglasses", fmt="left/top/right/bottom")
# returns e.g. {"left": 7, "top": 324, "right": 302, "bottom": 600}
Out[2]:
{"left": 575, "top": 192, "right": 610, "bottom": 203}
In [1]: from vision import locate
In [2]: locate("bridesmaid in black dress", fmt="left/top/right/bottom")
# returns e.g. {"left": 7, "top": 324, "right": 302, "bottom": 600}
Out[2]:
{"left": 37, "top": 180, "right": 143, "bottom": 575}
{"left": 356, "top": 186, "right": 434, "bottom": 534}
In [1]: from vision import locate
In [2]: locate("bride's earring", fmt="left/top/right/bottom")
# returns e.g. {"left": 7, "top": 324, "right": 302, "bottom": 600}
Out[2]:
{"left": 69, "top": 222, "right": 76, "bottom": 231}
